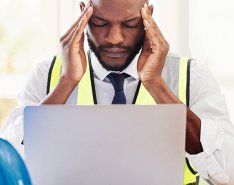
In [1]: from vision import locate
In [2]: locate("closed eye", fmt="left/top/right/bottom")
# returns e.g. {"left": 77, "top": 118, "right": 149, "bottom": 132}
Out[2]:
{"left": 90, "top": 17, "right": 108, "bottom": 27}
{"left": 89, "top": 16, "right": 142, "bottom": 28}
{"left": 91, "top": 21, "right": 108, "bottom": 27}
{"left": 123, "top": 19, "right": 142, "bottom": 29}
{"left": 123, "top": 23, "right": 139, "bottom": 29}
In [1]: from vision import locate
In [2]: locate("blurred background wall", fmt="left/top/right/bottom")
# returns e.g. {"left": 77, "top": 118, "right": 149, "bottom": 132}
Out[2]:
{"left": 0, "top": 0, "right": 234, "bottom": 140}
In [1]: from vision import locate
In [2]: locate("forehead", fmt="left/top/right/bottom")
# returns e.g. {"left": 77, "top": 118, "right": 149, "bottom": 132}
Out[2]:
{"left": 91, "top": 0, "right": 145, "bottom": 20}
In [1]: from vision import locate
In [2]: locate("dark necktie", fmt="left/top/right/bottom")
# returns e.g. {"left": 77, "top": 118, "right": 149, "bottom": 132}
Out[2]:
{"left": 107, "top": 73, "right": 128, "bottom": 104}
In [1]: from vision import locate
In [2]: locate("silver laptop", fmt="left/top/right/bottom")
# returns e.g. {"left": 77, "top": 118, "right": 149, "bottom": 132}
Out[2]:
{"left": 24, "top": 105, "right": 186, "bottom": 185}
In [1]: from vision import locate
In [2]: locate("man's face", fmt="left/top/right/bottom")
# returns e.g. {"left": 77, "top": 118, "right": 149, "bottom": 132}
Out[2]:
{"left": 86, "top": 0, "right": 146, "bottom": 71}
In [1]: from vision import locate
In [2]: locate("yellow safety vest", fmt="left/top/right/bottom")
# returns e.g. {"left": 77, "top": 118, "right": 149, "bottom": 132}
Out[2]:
{"left": 47, "top": 51, "right": 200, "bottom": 185}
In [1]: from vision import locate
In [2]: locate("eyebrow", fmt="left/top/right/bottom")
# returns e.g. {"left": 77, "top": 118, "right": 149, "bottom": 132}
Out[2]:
{"left": 125, "top": 17, "right": 142, "bottom": 23}
{"left": 91, "top": 15, "right": 141, "bottom": 23}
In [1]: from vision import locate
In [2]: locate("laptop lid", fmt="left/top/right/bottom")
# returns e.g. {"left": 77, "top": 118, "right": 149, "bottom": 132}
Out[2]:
{"left": 24, "top": 105, "right": 186, "bottom": 185}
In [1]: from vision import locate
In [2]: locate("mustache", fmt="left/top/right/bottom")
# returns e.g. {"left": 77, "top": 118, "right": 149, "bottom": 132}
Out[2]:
{"left": 99, "top": 44, "right": 131, "bottom": 52}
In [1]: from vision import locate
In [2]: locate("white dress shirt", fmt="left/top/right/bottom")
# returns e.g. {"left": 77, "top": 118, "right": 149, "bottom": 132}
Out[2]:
{"left": 1, "top": 51, "right": 234, "bottom": 185}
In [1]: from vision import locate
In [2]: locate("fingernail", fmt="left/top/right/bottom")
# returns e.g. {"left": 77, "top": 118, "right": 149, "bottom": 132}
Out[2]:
{"left": 144, "top": 19, "right": 150, "bottom": 27}
{"left": 87, "top": 7, "right": 93, "bottom": 12}
{"left": 90, "top": 1, "right": 95, "bottom": 8}
{"left": 142, "top": 7, "right": 148, "bottom": 17}
{"left": 144, "top": 3, "right": 147, "bottom": 9}
{"left": 84, "top": 5, "right": 89, "bottom": 12}
{"left": 87, "top": 1, "right": 92, "bottom": 9}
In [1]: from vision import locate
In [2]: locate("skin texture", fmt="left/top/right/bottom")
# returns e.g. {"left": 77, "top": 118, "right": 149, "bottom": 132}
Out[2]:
{"left": 86, "top": 0, "right": 146, "bottom": 71}
{"left": 42, "top": 0, "right": 203, "bottom": 155}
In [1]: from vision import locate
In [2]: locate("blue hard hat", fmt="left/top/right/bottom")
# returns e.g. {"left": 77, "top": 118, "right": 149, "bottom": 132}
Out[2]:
{"left": 0, "top": 138, "right": 32, "bottom": 185}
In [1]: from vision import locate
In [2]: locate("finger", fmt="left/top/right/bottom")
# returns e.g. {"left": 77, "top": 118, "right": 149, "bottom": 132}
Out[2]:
{"left": 63, "top": 6, "right": 93, "bottom": 47}
{"left": 142, "top": 30, "right": 152, "bottom": 52}
{"left": 141, "top": 6, "right": 165, "bottom": 43}
{"left": 137, "top": 32, "right": 152, "bottom": 72}
{"left": 79, "top": 31, "right": 85, "bottom": 50}
{"left": 143, "top": 4, "right": 165, "bottom": 39}
{"left": 143, "top": 19, "right": 169, "bottom": 54}
{"left": 141, "top": 10, "right": 169, "bottom": 52}
{"left": 143, "top": 19, "right": 162, "bottom": 47}
{"left": 61, "top": 25, "right": 77, "bottom": 47}
{"left": 144, "top": 4, "right": 164, "bottom": 37}
{"left": 70, "top": 7, "right": 93, "bottom": 45}
{"left": 60, "top": 1, "right": 91, "bottom": 42}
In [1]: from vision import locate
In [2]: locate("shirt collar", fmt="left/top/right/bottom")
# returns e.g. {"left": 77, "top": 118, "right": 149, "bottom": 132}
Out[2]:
{"left": 90, "top": 51, "right": 140, "bottom": 81}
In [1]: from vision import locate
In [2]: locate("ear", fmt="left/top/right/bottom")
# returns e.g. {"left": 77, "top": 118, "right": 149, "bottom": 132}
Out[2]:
{"left": 148, "top": 4, "right": 154, "bottom": 16}
{"left": 80, "top": 1, "right": 86, "bottom": 12}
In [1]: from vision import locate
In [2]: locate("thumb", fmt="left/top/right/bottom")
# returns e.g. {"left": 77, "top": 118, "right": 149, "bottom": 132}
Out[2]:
{"left": 79, "top": 32, "right": 85, "bottom": 50}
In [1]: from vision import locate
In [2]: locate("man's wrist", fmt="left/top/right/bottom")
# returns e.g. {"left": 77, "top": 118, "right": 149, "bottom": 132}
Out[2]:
{"left": 142, "top": 76, "right": 165, "bottom": 97}
{"left": 41, "top": 75, "right": 78, "bottom": 104}
{"left": 59, "top": 75, "right": 79, "bottom": 89}
{"left": 142, "top": 75, "right": 180, "bottom": 104}
{"left": 142, "top": 75, "right": 162, "bottom": 89}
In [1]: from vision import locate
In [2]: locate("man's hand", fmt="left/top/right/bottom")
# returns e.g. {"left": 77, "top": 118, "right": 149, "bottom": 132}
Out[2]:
{"left": 60, "top": 3, "right": 93, "bottom": 85}
{"left": 137, "top": 4, "right": 203, "bottom": 155}
{"left": 41, "top": 3, "right": 93, "bottom": 104}
{"left": 138, "top": 4, "right": 169, "bottom": 85}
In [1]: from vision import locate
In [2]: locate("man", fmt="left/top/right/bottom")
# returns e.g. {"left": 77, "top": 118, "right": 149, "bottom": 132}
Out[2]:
{"left": 1, "top": 0, "right": 234, "bottom": 184}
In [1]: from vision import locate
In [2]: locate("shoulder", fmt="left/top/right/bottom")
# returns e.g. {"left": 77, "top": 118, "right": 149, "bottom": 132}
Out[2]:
{"left": 164, "top": 53, "right": 180, "bottom": 70}
{"left": 34, "top": 56, "right": 56, "bottom": 76}
{"left": 165, "top": 53, "right": 181, "bottom": 63}
{"left": 165, "top": 53, "right": 199, "bottom": 66}
{"left": 18, "top": 56, "right": 56, "bottom": 104}
{"left": 164, "top": 53, "right": 206, "bottom": 72}
{"left": 165, "top": 53, "right": 219, "bottom": 89}
{"left": 27, "top": 56, "right": 56, "bottom": 89}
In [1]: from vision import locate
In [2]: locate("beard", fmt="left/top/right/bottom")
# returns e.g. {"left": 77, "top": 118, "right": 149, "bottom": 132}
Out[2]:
{"left": 86, "top": 32, "right": 144, "bottom": 71}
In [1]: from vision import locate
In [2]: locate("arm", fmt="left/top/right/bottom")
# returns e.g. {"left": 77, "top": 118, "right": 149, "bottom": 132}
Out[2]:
{"left": 143, "top": 77, "right": 203, "bottom": 154}
{"left": 140, "top": 4, "right": 234, "bottom": 184}
{"left": 139, "top": 4, "right": 202, "bottom": 154}
{"left": 187, "top": 61, "right": 234, "bottom": 184}
{"left": 42, "top": 3, "right": 93, "bottom": 104}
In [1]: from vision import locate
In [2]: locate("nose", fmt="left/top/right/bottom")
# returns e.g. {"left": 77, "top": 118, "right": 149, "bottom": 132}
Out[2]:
{"left": 105, "top": 25, "right": 124, "bottom": 45}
